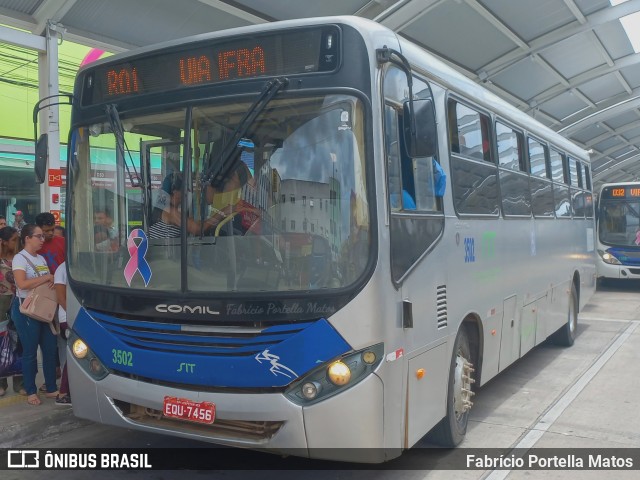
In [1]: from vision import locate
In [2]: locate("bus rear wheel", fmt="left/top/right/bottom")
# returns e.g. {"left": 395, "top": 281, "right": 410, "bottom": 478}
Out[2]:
{"left": 551, "top": 283, "right": 578, "bottom": 346}
{"left": 428, "top": 327, "right": 475, "bottom": 447}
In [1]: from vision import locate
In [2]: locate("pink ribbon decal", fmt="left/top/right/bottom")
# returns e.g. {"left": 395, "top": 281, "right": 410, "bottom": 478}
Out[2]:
{"left": 124, "top": 229, "right": 152, "bottom": 287}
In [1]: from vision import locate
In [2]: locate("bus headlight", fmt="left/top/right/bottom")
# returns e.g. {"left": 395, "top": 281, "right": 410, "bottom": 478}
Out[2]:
{"left": 598, "top": 249, "right": 621, "bottom": 265}
{"left": 327, "top": 361, "right": 351, "bottom": 385}
{"left": 301, "top": 382, "right": 321, "bottom": 400}
{"left": 68, "top": 330, "right": 109, "bottom": 381}
{"left": 72, "top": 339, "right": 88, "bottom": 359}
{"left": 284, "top": 343, "right": 383, "bottom": 406}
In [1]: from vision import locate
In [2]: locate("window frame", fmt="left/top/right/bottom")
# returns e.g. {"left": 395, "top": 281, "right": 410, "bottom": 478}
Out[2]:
{"left": 447, "top": 97, "right": 494, "bottom": 164}
{"left": 446, "top": 95, "right": 500, "bottom": 218}
{"left": 496, "top": 119, "right": 531, "bottom": 218}
{"left": 527, "top": 135, "right": 550, "bottom": 180}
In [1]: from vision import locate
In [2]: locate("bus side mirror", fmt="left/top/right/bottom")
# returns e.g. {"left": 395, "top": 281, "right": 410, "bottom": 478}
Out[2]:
{"left": 403, "top": 98, "right": 436, "bottom": 158}
{"left": 35, "top": 134, "right": 48, "bottom": 184}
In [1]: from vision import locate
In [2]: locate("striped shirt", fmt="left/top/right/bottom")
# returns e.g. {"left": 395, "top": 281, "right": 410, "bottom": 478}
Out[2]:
{"left": 148, "top": 220, "right": 181, "bottom": 239}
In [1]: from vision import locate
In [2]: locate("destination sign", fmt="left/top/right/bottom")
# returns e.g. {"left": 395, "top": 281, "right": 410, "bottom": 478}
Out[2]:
{"left": 81, "top": 26, "right": 340, "bottom": 106}
{"left": 601, "top": 186, "right": 640, "bottom": 199}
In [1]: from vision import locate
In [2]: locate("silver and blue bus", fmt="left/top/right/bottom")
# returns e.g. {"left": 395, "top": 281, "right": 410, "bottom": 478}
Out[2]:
{"left": 596, "top": 182, "right": 640, "bottom": 282}
{"left": 44, "top": 16, "right": 596, "bottom": 462}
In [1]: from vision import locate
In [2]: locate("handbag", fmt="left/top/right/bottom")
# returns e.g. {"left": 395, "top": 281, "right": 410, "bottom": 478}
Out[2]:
{"left": 17, "top": 254, "right": 59, "bottom": 334}
{"left": 0, "top": 330, "right": 21, "bottom": 377}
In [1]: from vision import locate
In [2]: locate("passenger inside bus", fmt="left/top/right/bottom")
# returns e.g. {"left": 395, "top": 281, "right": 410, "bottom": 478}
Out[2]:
{"left": 93, "top": 207, "right": 118, "bottom": 252}
{"left": 93, "top": 224, "right": 112, "bottom": 252}
{"left": 148, "top": 172, "right": 219, "bottom": 239}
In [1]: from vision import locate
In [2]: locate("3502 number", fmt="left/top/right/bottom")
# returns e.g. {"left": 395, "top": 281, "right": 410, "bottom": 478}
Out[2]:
{"left": 112, "top": 348, "right": 133, "bottom": 367}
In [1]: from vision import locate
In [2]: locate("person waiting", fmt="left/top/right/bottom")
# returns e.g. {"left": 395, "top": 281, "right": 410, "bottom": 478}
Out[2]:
{"left": 0, "top": 226, "right": 24, "bottom": 396}
{"left": 35, "top": 212, "right": 65, "bottom": 274}
{"left": 11, "top": 224, "right": 58, "bottom": 406}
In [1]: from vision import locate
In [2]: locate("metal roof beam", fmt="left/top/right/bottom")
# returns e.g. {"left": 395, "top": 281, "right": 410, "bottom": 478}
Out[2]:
{"left": 558, "top": 87, "right": 640, "bottom": 136}
{"left": 357, "top": 0, "right": 408, "bottom": 19}
{"left": 591, "top": 134, "right": 640, "bottom": 161}
{"left": 0, "top": 7, "right": 34, "bottom": 30}
{"left": 32, "top": 0, "right": 77, "bottom": 36}
{"left": 464, "top": 0, "right": 528, "bottom": 49}
{"left": 60, "top": 26, "right": 136, "bottom": 51}
{"left": 479, "top": 0, "right": 640, "bottom": 80}
{"left": 531, "top": 53, "right": 570, "bottom": 88}
{"left": 585, "top": 119, "right": 640, "bottom": 147}
{"left": 0, "top": 23, "right": 45, "bottom": 51}
{"left": 593, "top": 152, "right": 640, "bottom": 179}
{"left": 614, "top": 71, "right": 633, "bottom": 95}
{"left": 378, "top": 0, "right": 447, "bottom": 30}
{"left": 563, "top": 0, "right": 587, "bottom": 24}
{"left": 61, "top": 30, "right": 128, "bottom": 53}
{"left": 525, "top": 52, "right": 640, "bottom": 111}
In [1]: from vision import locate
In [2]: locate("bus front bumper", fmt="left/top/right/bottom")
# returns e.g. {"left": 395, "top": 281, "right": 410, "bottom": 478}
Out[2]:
{"left": 67, "top": 352, "right": 386, "bottom": 460}
{"left": 597, "top": 260, "right": 640, "bottom": 280}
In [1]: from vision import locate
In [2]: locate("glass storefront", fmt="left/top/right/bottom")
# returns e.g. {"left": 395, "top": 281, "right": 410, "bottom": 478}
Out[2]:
{"left": 0, "top": 140, "right": 41, "bottom": 225}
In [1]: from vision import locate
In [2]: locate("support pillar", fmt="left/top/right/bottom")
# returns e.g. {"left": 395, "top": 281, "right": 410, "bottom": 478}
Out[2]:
{"left": 37, "top": 22, "right": 62, "bottom": 223}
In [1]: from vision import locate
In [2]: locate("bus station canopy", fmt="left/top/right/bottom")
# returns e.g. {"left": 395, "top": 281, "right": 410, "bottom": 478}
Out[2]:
{"left": 1, "top": 0, "right": 640, "bottom": 191}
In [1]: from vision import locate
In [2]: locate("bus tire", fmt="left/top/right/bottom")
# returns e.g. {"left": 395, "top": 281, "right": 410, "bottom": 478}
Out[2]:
{"left": 551, "top": 283, "right": 578, "bottom": 347}
{"left": 428, "top": 326, "right": 475, "bottom": 447}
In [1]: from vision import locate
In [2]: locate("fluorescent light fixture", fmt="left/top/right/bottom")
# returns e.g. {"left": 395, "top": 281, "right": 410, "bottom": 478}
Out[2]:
{"left": 611, "top": 0, "right": 640, "bottom": 53}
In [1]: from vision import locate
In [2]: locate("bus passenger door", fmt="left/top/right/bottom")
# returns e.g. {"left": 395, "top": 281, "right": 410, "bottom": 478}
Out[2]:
{"left": 499, "top": 295, "right": 519, "bottom": 371}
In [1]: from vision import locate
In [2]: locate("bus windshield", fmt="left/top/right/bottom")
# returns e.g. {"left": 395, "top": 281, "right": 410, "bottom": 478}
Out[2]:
{"left": 68, "top": 94, "right": 371, "bottom": 293}
{"left": 598, "top": 198, "right": 640, "bottom": 247}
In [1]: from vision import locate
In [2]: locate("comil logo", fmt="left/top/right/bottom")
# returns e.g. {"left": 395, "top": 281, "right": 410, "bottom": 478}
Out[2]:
{"left": 7, "top": 450, "right": 40, "bottom": 468}
{"left": 155, "top": 304, "right": 219, "bottom": 315}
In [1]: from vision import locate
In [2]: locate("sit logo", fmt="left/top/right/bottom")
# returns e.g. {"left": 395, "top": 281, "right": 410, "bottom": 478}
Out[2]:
{"left": 177, "top": 362, "right": 195, "bottom": 373}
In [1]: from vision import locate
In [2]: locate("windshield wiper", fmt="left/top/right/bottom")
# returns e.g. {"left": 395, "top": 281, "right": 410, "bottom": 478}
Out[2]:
{"left": 198, "top": 77, "right": 288, "bottom": 234}
{"left": 105, "top": 104, "right": 141, "bottom": 187}
{"left": 201, "top": 77, "right": 288, "bottom": 188}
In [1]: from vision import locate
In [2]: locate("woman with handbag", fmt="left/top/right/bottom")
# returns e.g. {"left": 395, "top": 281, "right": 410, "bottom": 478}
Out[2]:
{"left": 0, "top": 226, "right": 25, "bottom": 396}
{"left": 11, "top": 224, "right": 58, "bottom": 406}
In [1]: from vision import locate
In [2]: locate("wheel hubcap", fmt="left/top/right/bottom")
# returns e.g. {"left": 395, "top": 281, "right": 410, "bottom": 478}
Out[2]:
{"left": 453, "top": 354, "right": 475, "bottom": 420}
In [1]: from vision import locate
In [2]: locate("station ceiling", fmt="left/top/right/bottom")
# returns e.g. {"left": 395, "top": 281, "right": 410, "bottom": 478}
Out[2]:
{"left": 2, "top": 0, "right": 640, "bottom": 191}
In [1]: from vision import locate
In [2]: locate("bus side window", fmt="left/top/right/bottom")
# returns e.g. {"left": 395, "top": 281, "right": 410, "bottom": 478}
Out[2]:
{"left": 383, "top": 67, "right": 431, "bottom": 212}
{"left": 385, "top": 104, "right": 439, "bottom": 212}
{"left": 384, "top": 104, "right": 405, "bottom": 211}
{"left": 448, "top": 98, "right": 499, "bottom": 216}
{"left": 449, "top": 100, "right": 491, "bottom": 163}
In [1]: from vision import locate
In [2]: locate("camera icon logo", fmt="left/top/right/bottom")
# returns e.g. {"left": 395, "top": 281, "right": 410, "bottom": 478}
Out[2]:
{"left": 7, "top": 450, "right": 40, "bottom": 468}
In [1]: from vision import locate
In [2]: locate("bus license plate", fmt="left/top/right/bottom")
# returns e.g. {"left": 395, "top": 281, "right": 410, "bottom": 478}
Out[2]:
{"left": 163, "top": 396, "right": 215, "bottom": 425}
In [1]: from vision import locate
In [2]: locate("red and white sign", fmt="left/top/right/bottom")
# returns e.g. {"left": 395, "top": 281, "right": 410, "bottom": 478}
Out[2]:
{"left": 50, "top": 210, "right": 61, "bottom": 225}
{"left": 49, "top": 169, "right": 63, "bottom": 187}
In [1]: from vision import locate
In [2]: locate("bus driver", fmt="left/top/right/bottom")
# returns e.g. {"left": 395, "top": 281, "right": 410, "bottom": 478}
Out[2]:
{"left": 205, "top": 161, "right": 256, "bottom": 235}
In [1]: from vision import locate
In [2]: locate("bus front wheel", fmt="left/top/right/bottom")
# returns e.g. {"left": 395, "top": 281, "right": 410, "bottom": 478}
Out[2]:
{"left": 428, "top": 327, "right": 475, "bottom": 447}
